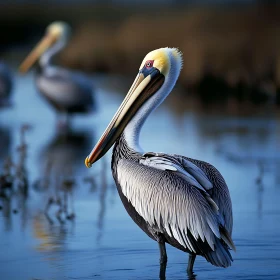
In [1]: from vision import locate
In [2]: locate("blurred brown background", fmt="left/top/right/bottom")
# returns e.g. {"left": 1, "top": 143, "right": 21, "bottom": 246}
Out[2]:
{"left": 1, "top": 0, "right": 280, "bottom": 105}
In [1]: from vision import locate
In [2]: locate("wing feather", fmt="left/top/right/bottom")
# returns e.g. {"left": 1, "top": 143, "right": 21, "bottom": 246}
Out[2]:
{"left": 177, "top": 157, "right": 213, "bottom": 190}
{"left": 176, "top": 155, "right": 233, "bottom": 235}
{"left": 117, "top": 159, "right": 222, "bottom": 253}
{"left": 140, "top": 155, "right": 212, "bottom": 194}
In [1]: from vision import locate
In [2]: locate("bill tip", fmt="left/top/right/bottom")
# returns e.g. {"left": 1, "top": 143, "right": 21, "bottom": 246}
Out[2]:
{"left": 85, "top": 157, "right": 92, "bottom": 168}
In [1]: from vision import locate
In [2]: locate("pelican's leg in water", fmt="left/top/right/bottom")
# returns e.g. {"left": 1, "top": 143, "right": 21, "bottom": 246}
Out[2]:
{"left": 56, "top": 112, "right": 71, "bottom": 130}
{"left": 187, "top": 253, "right": 196, "bottom": 275}
{"left": 62, "top": 111, "right": 70, "bottom": 127}
{"left": 158, "top": 241, "right": 167, "bottom": 280}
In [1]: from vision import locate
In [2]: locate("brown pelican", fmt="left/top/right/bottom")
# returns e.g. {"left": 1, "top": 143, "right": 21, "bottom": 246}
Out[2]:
{"left": 0, "top": 62, "right": 13, "bottom": 107}
{"left": 85, "top": 48, "right": 235, "bottom": 277}
{"left": 19, "top": 22, "right": 95, "bottom": 121}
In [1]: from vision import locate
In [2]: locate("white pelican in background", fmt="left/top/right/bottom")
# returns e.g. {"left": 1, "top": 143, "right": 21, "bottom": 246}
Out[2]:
{"left": 85, "top": 48, "right": 235, "bottom": 278}
{"left": 19, "top": 22, "right": 95, "bottom": 122}
{"left": 0, "top": 62, "right": 13, "bottom": 107}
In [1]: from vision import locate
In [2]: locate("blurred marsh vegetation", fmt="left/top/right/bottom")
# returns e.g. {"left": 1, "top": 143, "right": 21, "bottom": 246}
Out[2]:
{"left": 1, "top": 1, "right": 280, "bottom": 105}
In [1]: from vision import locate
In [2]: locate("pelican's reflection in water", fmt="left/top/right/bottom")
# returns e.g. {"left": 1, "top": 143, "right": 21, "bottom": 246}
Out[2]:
{"left": 187, "top": 273, "right": 197, "bottom": 280}
{"left": 31, "top": 127, "right": 94, "bottom": 256}
{"left": 33, "top": 212, "right": 73, "bottom": 255}
{"left": 41, "top": 127, "right": 93, "bottom": 173}
{"left": 35, "top": 127, "right": 93, "bottom": 223}
{"left": 159, "top": 264, "right": 197, "bottom": 280}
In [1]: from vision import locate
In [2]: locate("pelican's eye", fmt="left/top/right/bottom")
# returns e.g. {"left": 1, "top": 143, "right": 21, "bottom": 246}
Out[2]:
{"left": 145, "top": 60, "right": 154, "bottom": 69}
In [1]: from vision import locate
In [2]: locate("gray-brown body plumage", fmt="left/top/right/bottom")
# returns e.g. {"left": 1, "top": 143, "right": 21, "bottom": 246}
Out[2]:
{"left": 85, "top": 48, "right": 235, "bottom": 274}
{"left": 112, "top": 134, "right": 234, "bottom": 268}
{"left": 35, "top": 66, "right": 95, "bottom": 114}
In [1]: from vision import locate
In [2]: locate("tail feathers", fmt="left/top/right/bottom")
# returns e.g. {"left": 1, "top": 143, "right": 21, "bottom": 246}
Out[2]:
{"left": 204, "top": 239, "right": 233, "bottom": 268}
{"left": 220, "top": 227, "right": 236, "bottom": 252}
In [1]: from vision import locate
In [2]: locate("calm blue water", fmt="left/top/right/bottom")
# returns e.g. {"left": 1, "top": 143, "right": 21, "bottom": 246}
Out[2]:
{"left": 0, "top": 71, "right": 279, "bottom": 280}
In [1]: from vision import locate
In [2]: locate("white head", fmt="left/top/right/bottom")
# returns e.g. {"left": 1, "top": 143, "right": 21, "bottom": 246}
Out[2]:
{"left": 85, "top": 47, "right": 183, "bottom": 167}
{"left": 19, "top": 21, "right": 71, "bottom": 73}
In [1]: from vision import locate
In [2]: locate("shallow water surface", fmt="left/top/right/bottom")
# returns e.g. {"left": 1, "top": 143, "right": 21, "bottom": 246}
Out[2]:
{"left": 0, "top": 72, "right": 279, "bottom": 280}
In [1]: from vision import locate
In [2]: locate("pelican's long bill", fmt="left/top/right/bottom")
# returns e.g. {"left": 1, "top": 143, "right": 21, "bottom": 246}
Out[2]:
{"left": 85, "top": 68, "right": 165, "bottom": 167}
{"left": 19, "top": 33, "right": 60, "bottom": 74}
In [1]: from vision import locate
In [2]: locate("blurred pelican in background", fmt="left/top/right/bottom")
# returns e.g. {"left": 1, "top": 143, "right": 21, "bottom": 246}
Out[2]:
{"left": 19, "top": 21, "right": 95, "bottom": 124}
{"left": 0, "top": 62, "right": 13, "bottom": 107}
{"left": 85, "top": 48, "right": 235, "bottom": 278}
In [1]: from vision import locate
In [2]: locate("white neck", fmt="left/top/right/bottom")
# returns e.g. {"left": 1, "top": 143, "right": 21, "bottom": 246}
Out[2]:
{"left": 40, "top": 36, "right": 67, "bottom": 69}
{"left": 123, "top": 50, "right": 181, "bottom": 153}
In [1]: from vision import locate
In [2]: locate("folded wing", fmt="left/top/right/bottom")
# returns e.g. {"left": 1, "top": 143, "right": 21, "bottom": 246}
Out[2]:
{"left": 117, "top": 153, "right": 235, "bottom": 261}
